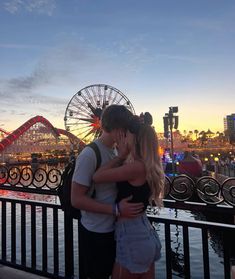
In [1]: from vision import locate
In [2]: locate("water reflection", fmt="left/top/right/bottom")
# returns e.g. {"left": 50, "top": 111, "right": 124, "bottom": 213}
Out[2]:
{"left": 0, "top": 189, "right": 58, "bottom": 203}
{"left": 150, "top": 207, "right": 227, "bottom": 278}
{"left": 171, "top": 210, "right": 184, "bottom": 277}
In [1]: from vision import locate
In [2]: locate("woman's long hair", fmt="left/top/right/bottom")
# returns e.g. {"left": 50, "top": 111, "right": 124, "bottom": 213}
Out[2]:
{"left": 136, "top": 125, "right": 165, "bottom": 207}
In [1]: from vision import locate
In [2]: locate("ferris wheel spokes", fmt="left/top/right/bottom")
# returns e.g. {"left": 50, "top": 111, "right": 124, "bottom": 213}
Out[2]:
{"left": 64, "top": 84, "right": 135, "bottom": 144}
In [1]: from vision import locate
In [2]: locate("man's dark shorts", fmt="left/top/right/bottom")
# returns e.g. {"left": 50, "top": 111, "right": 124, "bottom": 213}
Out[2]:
{"left": 78, "top": 223, "right": 116, "bottom": 279}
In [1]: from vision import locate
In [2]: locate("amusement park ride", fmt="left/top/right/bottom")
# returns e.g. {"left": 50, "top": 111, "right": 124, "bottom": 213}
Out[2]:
{"left": 64, "top": 84, "right": 135, "bottom": 143}
{"left": 0, "top": 84, "right": 135, "bottom": 161}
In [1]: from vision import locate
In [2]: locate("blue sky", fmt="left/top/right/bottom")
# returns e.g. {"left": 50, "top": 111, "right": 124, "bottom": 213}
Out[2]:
{"left": 0, "top": 0, "right": 235, "bottom": 134}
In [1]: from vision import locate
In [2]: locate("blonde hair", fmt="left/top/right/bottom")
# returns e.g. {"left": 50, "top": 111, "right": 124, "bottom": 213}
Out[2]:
{"left": 136, "top": 125, "right": 165, "bottom": 207}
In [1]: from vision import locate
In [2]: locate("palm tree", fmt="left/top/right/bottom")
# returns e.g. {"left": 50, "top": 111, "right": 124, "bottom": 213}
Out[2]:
{"left": 199, "top": 130, "right": 205, "bottom": 137}
{"left": 194, "top": 129, "right": 199, "bottom": 139}
{"left": 199, "top": 131, "right": 206, "bottom": 146}
{"left": 188, "top": 131, "right": 193, "bottom": 138}
{"left": 206, "top": 129, "right": 214, "bottom": 138}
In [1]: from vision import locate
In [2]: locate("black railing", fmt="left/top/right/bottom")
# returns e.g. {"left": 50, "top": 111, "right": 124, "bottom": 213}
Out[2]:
{"left": 147, "top": 214, "right": 235, "bottom": 279}
{"left": 0, "top": 166, "right": 235, "bottom": 278}
{"left": 1, "top": 165, "right": 235, "bottom": 206}
{"left": 0, "top": 198, "right": 64, "bottom": 278}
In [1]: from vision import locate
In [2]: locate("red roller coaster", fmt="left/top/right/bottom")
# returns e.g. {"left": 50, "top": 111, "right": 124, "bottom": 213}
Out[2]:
{"left": 0, "top": 116, "right": 84, "bottom": 152}
{"left": 0, "top": 128, "right": 11, "bottom": 136}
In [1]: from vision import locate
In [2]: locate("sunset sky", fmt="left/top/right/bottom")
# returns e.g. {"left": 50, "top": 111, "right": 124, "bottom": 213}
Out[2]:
{"left": 0, "top": 0, "right": 235, "bottom": 134}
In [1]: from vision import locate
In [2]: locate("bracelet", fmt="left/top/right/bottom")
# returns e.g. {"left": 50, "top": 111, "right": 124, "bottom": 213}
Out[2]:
{"left": 115, "top": 203, "right": 121, "bottom": 217}
{"left": 117, "top": 202, "right": 120, "bottom": 214}
{"left": 112, "top": 204, "right": 116, "bottom": 216}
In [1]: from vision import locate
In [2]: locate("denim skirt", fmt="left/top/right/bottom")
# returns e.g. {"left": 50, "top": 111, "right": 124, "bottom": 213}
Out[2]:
{"left": 115, "top": 214, "right": 161, "bottom": 273}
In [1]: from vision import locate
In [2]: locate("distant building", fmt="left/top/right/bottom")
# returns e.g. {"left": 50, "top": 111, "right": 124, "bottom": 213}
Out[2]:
{"left": 224, "top": 113, "right": 235, "bottom": 143}
{"left": 223, "top": 117, "right": 228, "bottom": 131}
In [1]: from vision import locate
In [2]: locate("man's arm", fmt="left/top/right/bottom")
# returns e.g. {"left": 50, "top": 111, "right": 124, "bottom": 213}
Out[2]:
{"left": 71, "top": 181, "right": 112, "bottom": 214}
{"left": 71, "top": 181, "right": 144, "bottom": 217}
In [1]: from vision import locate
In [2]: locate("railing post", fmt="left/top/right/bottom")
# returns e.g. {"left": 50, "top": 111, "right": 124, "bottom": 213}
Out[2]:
{"left": 223, "top": 230, "right": 231, "bottom": 279}
{"left": 64, "top": 210, "right": 74, "bottom": 278}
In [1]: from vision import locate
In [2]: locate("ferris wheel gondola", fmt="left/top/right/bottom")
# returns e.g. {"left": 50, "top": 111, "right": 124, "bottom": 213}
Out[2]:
{"left": 64, "top": 84, "right": 135, "bottom": 143}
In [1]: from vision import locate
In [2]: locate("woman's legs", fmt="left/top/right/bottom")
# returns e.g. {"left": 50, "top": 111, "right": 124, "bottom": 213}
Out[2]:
{"left": 139, "top": 263, "right": 155, "bottom": 279}
{"left": 112, "top": 262, "right": 155, "bottom": 279}
{"left": 112, "top": 262, "right": 140, "bottom": 279}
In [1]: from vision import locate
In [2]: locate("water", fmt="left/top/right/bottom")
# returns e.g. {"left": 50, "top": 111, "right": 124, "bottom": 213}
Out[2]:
{"left": 154, "top": 208, "right": 225, "bottom": 278}
{"left": 0, "top": 191, "right": 229, "bottom": 278}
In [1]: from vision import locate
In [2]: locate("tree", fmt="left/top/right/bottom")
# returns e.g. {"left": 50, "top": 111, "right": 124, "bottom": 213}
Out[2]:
{"left": 206, "top": 129, "right": 214, "bottom": 138}
{"left": 188, "top": 131, "right": 193, "bottom": 139}
{"left": 194, "top": 129, "right": 199, "bottom": 139}
{"left": 199, "top": 131, "right": 207, "bottom": 146}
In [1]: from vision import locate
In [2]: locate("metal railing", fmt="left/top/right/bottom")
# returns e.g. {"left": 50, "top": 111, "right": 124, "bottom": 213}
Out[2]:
{"left": 0, "top": 198, "right": 63, "bottom": 278}
{"left": 147, "top": 213, "right": 235, "bottom": 279}
{"left": 0, "top": 166, "right": 235, "bottom": 278}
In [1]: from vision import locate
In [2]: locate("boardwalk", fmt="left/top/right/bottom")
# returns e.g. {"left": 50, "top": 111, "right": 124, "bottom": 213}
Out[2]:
{"left": 0, "top": 265, "right": 48, "bottom": 279}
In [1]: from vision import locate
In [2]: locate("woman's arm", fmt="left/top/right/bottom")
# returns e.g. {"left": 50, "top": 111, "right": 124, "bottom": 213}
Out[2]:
{"left": 95, "top": 155, "right": 125, "bottom": 172}
{"left": 93, "top": 160, "right": 144, "bottom": 183}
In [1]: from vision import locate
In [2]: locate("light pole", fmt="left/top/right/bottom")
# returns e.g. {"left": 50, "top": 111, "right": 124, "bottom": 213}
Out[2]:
{"left": 163, "top": 106, "right": 179, "bottom": 176}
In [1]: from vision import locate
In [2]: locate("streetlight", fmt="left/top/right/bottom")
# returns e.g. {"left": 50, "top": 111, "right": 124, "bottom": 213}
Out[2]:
{"left": 163, "top": 106, "right": 179, "bottom": 176}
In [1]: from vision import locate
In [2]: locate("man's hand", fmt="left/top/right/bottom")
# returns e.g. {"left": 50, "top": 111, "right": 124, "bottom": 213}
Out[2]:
{"left": 118, "top": 195, "right": 144, "bottom": 218}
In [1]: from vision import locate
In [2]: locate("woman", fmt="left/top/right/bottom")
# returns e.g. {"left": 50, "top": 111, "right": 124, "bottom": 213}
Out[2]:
{"left": 93, "top": 113, "right": 165, "bottom": 279}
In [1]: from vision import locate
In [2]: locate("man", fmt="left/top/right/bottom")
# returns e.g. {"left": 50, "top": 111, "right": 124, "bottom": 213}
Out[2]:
{"left": 71, "top": 105, "right": 144, "bottom": 279}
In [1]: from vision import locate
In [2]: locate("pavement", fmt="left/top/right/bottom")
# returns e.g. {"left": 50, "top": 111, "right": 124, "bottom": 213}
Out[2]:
{"left": 0, "top": 264, "right": 48, "bottom": 279}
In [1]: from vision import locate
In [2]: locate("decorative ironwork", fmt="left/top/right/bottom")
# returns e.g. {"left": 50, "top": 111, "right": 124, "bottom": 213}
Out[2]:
{"left": 164, "top": 176, "right": 171, "bottom": 197}
{"left": 197, "top": 176, "right": 222, "bottom": 205}
{"left": 0, "top": 166, "right": 61, "bottom": 190}
{"left": 221, "top": 178, "right": 235, "bottom": 206}
{"left": 164, "top": 174, "right": 235, "bottom": 206}
{"left": 0, "top": 165, "right": 235, "bottom": 206}
{"left": 169, "top": 175, "right": 195, "bottom": 201}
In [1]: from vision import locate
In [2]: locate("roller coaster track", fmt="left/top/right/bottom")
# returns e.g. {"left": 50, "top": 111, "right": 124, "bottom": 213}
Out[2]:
{"left": 0, "top": 116, "right": 83, "bottom": 152}
{"left": 0, "top": 128, "right": 11, "bottom": 135}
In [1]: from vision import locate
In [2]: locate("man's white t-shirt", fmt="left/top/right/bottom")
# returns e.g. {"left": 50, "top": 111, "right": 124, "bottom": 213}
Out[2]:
{"left": 72, "top": 139, "right": 117, "bottom": 233}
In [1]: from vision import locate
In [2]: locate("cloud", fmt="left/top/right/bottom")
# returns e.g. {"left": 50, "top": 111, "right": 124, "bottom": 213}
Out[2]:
{"left": 0, "top": 43, "right": 51, "bottom": 50}
{"left": 7, "top": 64, "right": 50, "bottom": 91}
{"left": 0, "top": 44, "right": 86, "bottom": 106}
{"left": 155, "top": 54, "right": 204, "bottom": 64}
{"left": 0, "top": 76, "right": 67, "bottom": 110}
{"left": 0, "top": 40, "right": 154, "bottom": 127}
{"left": 188, "top": 18, "right": 224, "bottom": 32}
{"left": 3, "top": 0, "right": 56, "bottom": 15}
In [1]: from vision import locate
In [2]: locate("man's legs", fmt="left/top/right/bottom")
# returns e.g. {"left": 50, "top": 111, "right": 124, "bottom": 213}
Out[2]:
{"left": 78, "top": 223, "right": 116, "bottom": 279}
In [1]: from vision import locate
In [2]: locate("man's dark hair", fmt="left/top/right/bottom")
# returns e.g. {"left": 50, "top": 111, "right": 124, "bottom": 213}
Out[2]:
{"left": 101, "top": 105, "right": 133, "bottom": 132}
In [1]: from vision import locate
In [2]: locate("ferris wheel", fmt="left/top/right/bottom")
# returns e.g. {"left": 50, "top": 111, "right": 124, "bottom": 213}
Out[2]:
{"left": 64, "top": 84, "right": 135, "bottom": 143}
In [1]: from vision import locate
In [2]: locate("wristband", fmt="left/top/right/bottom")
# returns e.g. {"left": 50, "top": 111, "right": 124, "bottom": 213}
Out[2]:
{"left": 115, "top": 203, "right": 121, "bottom": 217}
{"left": 112, "top": 204, "right": 116, "bottom": 216}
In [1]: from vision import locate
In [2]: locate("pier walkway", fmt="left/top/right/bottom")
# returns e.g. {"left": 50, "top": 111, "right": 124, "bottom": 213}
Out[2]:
{"left": 0, "top": 265, "right": 47, "bottom": 279}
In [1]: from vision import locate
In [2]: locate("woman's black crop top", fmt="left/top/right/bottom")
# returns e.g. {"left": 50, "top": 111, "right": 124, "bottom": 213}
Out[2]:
{"left": 116, "top": 181, "right": 151, "bottom": 210}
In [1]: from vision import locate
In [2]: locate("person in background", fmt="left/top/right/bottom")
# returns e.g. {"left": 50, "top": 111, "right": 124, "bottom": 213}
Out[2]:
{"left": 191, "top": 150, "right": 200, "bottom": 159}
{"left": 71, "top": 105, "right": 144, "bottom": 279}
{"left": 93, "top": 113, "right": 165, "bottom": 279}
{"left": 178, "top": 151, "right": 203, "bottom": 178}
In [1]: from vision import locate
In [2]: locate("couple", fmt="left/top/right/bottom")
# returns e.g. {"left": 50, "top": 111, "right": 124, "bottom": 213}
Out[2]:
{"left": 71, "top": 105, "right": 165, "bottom": 279}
